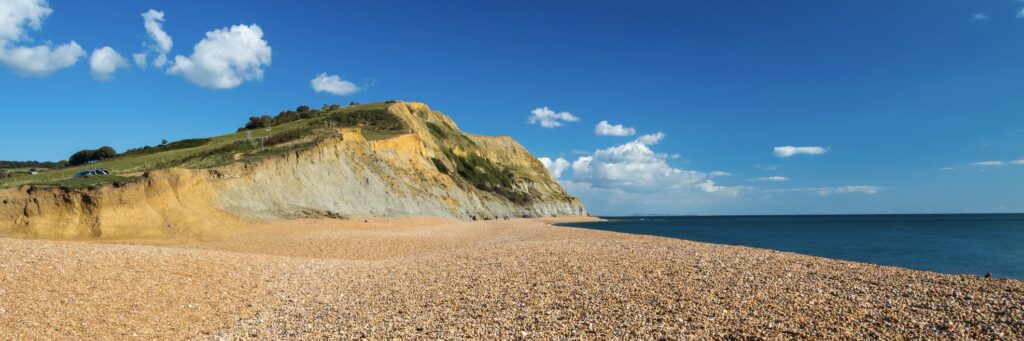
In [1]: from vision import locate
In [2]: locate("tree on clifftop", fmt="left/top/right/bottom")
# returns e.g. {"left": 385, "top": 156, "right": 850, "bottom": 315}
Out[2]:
{"left": 68, "top": 146, "right": 117, "bottom": 166}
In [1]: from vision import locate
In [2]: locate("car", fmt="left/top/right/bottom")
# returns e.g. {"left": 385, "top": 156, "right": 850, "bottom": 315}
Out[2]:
{"left": 73, "top": 168, "right": 110, "bottom": 178}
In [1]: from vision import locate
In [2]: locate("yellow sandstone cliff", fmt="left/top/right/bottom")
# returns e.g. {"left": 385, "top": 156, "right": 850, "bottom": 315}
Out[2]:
{"left": 0, "top": 102, "right": 586, "bottom": 239}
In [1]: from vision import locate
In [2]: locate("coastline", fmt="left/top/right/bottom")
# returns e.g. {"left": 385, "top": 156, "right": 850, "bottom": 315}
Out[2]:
{"left": 0, "top": 217, "right": 1020, "bottom": 339}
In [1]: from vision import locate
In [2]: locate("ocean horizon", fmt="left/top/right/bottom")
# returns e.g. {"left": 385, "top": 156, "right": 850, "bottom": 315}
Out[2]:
{"left": 560, "top": 213, "right": 1024, "bottom": 280}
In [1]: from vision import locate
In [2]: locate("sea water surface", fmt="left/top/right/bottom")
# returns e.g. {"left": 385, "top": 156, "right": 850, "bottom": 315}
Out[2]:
{"left": 559, "top": 214, "right": 1024, "bottom": 279}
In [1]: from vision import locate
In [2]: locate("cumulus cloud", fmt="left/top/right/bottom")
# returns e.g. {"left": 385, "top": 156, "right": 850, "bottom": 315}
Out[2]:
{"left": 635, "top": 132, "right": 666, "bottom": 145}
{"left": 139, "top": 9, "right": 173, "bottom": 67}
{"left": 0, "top": 0, "right": 84, "bottom": 76}
{"left": 595, "top": 121, "right": 635, "bottom": 136}
{"left": 773, "top": 146, "right": 826, "bottom": 157}
{"left": 528, "top": 107, "right": 579, "bottom": 128}
{"left": 970, "top": 158, "right": 1024, "bottom": 167}
{"left": 311, "top": 73, "right": 360, "bottom": 95}
{"left": 749, "top": 176, "right": 790, "bottom": 182}
{"left": 167, "top": 24, "right": 271, "bottom": 89}
{"left": 567, "top": 141, "right": 740, "bottom": 197}
{"left": 89, "top": 46, "right": 129, "bottom": 81}
{"left": 538, "top": 157, "right": 570, "bottom": 178}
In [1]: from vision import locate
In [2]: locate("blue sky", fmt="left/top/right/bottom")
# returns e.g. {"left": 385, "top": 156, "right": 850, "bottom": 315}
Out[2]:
{"left": 1, "top": 1, "right": 1022, "bottom": 215}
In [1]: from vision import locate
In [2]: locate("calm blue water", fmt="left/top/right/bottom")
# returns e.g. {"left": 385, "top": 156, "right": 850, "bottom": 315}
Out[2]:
{"left": 559, "top": 214, "right": 1024, "bottom": 279}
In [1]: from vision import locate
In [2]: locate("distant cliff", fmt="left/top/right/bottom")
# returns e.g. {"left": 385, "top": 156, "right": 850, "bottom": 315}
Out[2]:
{"left": 0, "top": 102, "right": 587, "bottom": 239}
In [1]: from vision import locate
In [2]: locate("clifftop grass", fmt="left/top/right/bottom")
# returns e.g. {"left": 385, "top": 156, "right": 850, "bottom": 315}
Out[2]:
{"left": 0, "top": 102, "right": 406, "bottom": 189}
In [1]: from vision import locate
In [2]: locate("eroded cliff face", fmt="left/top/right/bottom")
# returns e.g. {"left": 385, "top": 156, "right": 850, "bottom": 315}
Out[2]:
{"left": 0, "top": 102, "right": 586, "bottom": 239}
{"left": 0, "top": 169, "right": 242, "bottom": 239}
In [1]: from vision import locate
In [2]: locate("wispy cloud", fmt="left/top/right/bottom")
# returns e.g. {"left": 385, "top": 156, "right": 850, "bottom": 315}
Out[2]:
{"left": 971, "top": 12, "right": 990, "bottom": 22}
{"left": 635, "top": 132, "right": 666, "bottom": 145}
{"left": 765, "top": 185, "right": 884, "bottom": 196}
{"left": 773, "top": 146, "right": 826, "bottom": 157}
{"left": 749, "top": 176, "right": 790, "bottom": 182}
{"left": 709, "top": 171, "right": 731, "bottom": 177}
{"left": 528, "top": 107, "right": 579, "bottom": 128}
{"left": 138, "top": 9, "right": 173, "bottom": 68}
{"left": 970, "top": 158, "right": 1024, "bottom": 167}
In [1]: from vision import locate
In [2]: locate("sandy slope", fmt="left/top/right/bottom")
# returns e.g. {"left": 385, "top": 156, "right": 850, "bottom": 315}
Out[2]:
{"left": 1, "top": 217, "right": 1021, "bottom": 339}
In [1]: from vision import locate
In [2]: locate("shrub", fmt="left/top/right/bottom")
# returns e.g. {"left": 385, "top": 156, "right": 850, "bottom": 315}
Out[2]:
{"left": 242, "top": 115, "right": 274, "bottom": 130}
{"left": 96, "top": 146, "right": 117, "bottom": 159}
{"left": 329, "top": 109, "right": 406, "bottom": 131}
{"left": 441, "top": 149, "right": 530, "bottom": 204}
{"left": 69, "top": 150, "right": 97, "bottom": 165}
{"left": 68, "top": 146, "right": 117, "bottom": 165}
{"left": 296, "top": 105, "right": 310, "bottom": 113}
{"left": 266, "top": 128, "right": 308, "bottom": 146}
{"left": 431, "top": 158, "right": 449, "bottom": 173}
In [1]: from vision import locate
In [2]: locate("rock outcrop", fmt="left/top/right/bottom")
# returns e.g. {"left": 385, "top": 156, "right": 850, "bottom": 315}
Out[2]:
{"left": 0, "top": 102, "right": 586, "bottom": 239}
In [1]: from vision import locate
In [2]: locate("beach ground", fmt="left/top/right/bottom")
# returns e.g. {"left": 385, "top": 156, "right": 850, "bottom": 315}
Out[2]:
{"left": 1, "top": 217, "right": 1021, "bottom": 339}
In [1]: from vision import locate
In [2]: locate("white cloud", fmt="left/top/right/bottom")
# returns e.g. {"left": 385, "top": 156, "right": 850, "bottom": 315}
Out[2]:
{"left": 773, "top": 146, "right": 826, "bottom": 157}
{"left": 89, "top": 46, "right": 129, "bottom": 81}
{"left": 749, "top": 176, "right": 790, "bottom": 182}
{"left": 709, "top": 171, "right": 731, "bottom": 177}
{"left": 567, "top": 141, "right": 740, "bottom": 197}
{"left": 669, "top": 153, "right": 682, "bottom": 159}
{"left": 168, "top": 24, "right": 271, "bottom": 89}
{"left": 754, "top": 164, "right": 779, "bottom": 171}
{"left": 0, "top": 0, "right": 51, "bottom": 44}
{"left": 0, "top": 0, "right": 84, "bottom": 76}
{"left": 970, "top": 158, "right": 1024, "bottom": 167}
{"left": 971, "top": 12, "right": 989, "bottom": 22}
{"left": 311, "top": 73, "right": 360, "bottom": 95}
{"left": 132, "top": 52, "right": 146, "bottom": 68}
{"left": 595, "top": 120, "right": 635, "bottom": 136}
{"left": 528, "top": 107, "right": 579, "bottom": 128}
{"left": 0, "top": 42, "right": 84, "bottom": 76}
{"left": 137, "top": 9, "right": 172, "bottom": 68}
{"left": 635, "top": 132, "right": 666, "bottom": 145}
{"left": 765, "top": 186, "right": 883, "bottom": 196}
{"left": 538, "top": 157, "right": 570, "bottom": 178}
{"left": 831, "top": 186, "right": 883, "bottom": 195}
{"left": 1018, "top": 8, "right": 1024, "bottom": 19}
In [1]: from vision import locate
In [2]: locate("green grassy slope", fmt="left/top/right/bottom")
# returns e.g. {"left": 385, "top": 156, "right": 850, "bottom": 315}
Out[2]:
{"left": 0, "top": 102, "right": 406, "bottom": 189}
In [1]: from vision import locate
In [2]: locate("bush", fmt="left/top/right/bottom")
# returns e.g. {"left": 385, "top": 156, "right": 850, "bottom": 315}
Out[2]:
{"left": 441, "top": 149, "right": 531, "bottom": 204}
{"left": 69, "top": 150, "right": 97, "bottom": 165}
{"left": 265, "top": 128, "right": 308, "bottom": 146}
{"left": 327, "top": 109, "right": 407, "bottom": 133}
{"left": 431, "top": 158, "right": 449, "bottom": 173}
{"left": 0, "top": 160, "right": 68, "bottom": 169}
{"left": 296, "top": 105, "right": 310, "bottom": 113}
{"left": 96, "top": 146, "right": 117, "bottom": 159}
{"left": 68, "top": 146, "right": 116, "bottom": 165}
{"left": 242, "top": 115, "right": 274, "bottom": 130}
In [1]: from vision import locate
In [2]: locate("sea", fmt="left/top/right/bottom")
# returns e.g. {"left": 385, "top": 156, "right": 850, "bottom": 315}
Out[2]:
{"left": 558, "top": 214, "right": 1024, "bottom": 280}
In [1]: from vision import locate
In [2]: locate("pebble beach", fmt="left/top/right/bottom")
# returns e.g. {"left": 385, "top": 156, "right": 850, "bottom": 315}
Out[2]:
{"left": 1, "top": 217, "right": 1021, "bottom": 339}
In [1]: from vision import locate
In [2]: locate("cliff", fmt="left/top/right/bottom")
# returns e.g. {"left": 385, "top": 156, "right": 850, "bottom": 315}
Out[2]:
{"left": 0, "top": 102, "right": 586, "bottom": 239}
